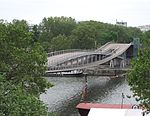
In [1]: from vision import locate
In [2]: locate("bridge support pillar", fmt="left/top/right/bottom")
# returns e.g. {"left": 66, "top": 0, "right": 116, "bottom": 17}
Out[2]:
{"left": 84, "top": 56, "right": 87, "bottom": 64}
{"left": 97, "top": 55, "right": 100, "bottom": 61}
{"left": 91, "top": 55, "right": 94, "bottom": 63}
{"left": 98, "top": 54, "right": 102, "bottom": 60}
{"left": 120, "top": 59, "right": 126, "bottom": 68}
{"left": 81, "top": 57, "right": 85, "bottom": 65}
{"left": 86, "top": 56, "right": 89, "bottom": 64}
{"left": 71, "top": 60, "right": 73, "bottom": 65}
{"left": 87, "top": 55, "right": 91, "bottom": 63}
{"left": 110, "top": 59, "right": 114, "bottom": 68}
{"left": 77, "top": 58, "right": 80, "bottom": 66}
{"left": 95, "top": 55, "right": 97, "bottom": 62}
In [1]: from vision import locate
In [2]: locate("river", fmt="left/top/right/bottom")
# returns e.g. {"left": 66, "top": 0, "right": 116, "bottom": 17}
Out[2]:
{"left": 40, "top": 76, "right": 137, "bottom": 116}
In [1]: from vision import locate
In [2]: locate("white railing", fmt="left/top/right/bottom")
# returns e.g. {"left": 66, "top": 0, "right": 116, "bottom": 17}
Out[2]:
{"left": 47, "top": 49, "right": 93, "bottom": 57}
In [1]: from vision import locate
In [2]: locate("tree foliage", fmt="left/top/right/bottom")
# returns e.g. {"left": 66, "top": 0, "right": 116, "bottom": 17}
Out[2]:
{"left": 39, "top": 16, "right": 76, "bottom": 51}
{"left": 128, "top": 31, "right": 150, "bottom": 110}
{"left": 31, "top": 24, "right": 40, "bottom": 43}
{"left": 38, "top": 17, "right": 142, "bottom": 51}
{"left": 0, "top": 20, "right": 52, "bottom": 95}
{"left": 71, "top": 22, "right": 96, "bottom": 49}
{"left": 0, "top": 20, "right": 53, "bottom": 115}
{"left": 0, "top": 75, "right": 49, "bottom": 116}
{"left": 51, "top": 34, "right": 71, "bottom": 51}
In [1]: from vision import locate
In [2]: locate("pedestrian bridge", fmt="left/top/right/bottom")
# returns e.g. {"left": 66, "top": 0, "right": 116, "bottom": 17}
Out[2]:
{"left": 46, "top": 42, "right": 133, "bottom": 74}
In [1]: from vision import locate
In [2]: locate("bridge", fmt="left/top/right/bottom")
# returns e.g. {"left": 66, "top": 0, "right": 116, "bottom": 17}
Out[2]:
{"left": 46, "top": 42, "right": 134, "bottom": 76}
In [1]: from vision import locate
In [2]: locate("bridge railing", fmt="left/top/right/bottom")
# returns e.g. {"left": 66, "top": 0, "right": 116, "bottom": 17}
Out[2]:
{"left": 52, "top": 51, "right": 102, "bottom": 66}
{"left": 47, "top": 54, "right": 103, "bottom": 71}
{"left": 47, "top": 57, "right": 131, "bottom": 72}
{"left": 48, "top": 65, "right": 75, "bottom": 71}
{"left": 47, "top": 49, "right": 94, "bottom": 57}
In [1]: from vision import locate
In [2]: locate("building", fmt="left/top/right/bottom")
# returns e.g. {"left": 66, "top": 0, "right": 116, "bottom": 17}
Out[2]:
{"left": 116, "top": 20, "right": 127, "bottom": 27}
{"left": 138, "top": 25, "right": 150, "bottom": 32}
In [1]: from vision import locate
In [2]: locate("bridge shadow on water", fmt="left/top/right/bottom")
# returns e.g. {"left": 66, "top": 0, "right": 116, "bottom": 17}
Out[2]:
{"left": 86, "top": 77, "right": 128, "bottom": 102}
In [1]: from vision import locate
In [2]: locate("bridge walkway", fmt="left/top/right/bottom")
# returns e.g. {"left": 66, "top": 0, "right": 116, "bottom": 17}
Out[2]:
{"left": 46, "top": 43, "right": 132, "bottom": 73}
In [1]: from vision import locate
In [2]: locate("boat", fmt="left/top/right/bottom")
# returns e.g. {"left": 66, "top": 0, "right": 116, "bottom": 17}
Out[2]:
{"left": 76, "top": 74, "right": 149, "bottom": 116}
{"left": 76, "top": 102, "right": 133, "bottom": 116}
{"left": 61, "top": 70, "right": 83, "bottom": 76}
{"left": 76, "top": 102, "right": 148, "bottom": 116}
{"left": 45, "top": 70, "right": 84, "bottom": 77}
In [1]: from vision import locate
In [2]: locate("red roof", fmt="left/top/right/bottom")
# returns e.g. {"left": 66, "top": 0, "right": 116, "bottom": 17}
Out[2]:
{"left": 76, "top": 102, "right": 132, "bottom": 110}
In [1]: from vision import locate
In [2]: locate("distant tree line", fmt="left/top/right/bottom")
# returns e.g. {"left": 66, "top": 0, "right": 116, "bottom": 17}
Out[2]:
{"left": 30, "top": 16, "right": 142, "bottom": 52}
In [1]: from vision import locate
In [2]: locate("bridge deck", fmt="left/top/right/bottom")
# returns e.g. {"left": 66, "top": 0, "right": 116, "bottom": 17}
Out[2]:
{"left": 46, "top": 42, "right": 132, "bottom": 73}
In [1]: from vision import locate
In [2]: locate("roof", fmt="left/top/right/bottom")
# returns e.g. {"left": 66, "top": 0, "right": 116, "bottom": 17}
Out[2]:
{"left": 88, "top": 108, "right": 142, "bottom": 116}
{"left": 76, "top": 103, "right": 132, "bottom": 110}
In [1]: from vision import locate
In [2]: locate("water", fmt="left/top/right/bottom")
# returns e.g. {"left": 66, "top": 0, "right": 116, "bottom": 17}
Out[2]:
{"left": 40, "top": 76, "right": 137, "bottom": 116}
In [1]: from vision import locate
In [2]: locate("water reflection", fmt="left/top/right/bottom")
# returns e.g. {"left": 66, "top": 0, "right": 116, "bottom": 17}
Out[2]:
{"left": 40, "top": 76, "right": 84, "bottom": 115}
{"left": 40, "top": 76, "right": 137, "bottom": 116}
{"left": 86, "top": 77, "right": 136, "bottom": 104}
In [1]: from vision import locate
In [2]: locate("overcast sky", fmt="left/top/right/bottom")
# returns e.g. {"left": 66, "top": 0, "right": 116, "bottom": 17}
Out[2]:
{"left": 0, "top": 0, "right": 150, "bottom": 26}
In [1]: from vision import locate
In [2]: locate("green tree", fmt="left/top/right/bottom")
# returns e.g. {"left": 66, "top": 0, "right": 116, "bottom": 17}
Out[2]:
{"left": 128, "top": 37, "right": 150, "bottom": 110}
{"left": 0, "top": 20, "right": 52, "bottom": 95}
{"left": 71, "top": 22, "right": 96, "bottom": 49}
{"left": 142, "top": 30, "right": 150, "bottom": 45}
{"left": 37, "top": 17, "right": 142, "bottom": 51}
{"left": 39, "top": 16, "right": 76, "bottom": 51}
{"left": 0, "top": 75, "right": 49, "bottom": 116}
{"left": 31, "top": 24, "right": 40, "bottom": 43}
{"left": 40, "top": 16, "right": 76, "bottom": 37}
{"left": 0, "top": 20, "right": 53, "bottom": 115}
{"left": 51, "top": 34, "right": 71, "bottom": 51}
